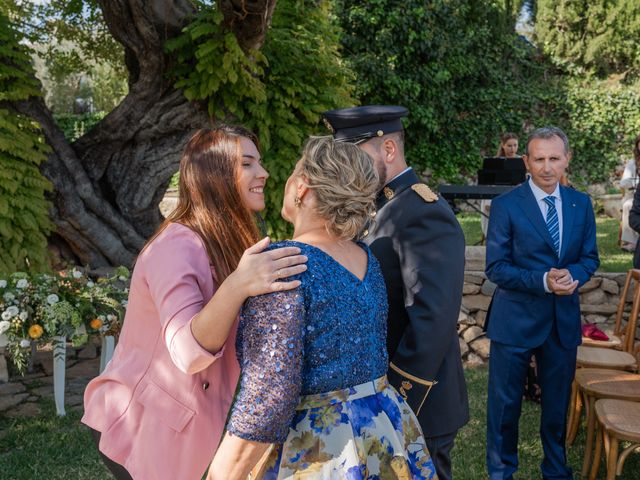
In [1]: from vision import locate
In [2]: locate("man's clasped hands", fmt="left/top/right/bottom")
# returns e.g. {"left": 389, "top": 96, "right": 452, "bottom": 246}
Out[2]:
{"left": 546, "top": 268, "right": 579, "bottom": 295}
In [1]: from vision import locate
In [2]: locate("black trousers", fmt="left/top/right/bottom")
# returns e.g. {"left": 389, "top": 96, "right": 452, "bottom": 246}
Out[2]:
{"left": 89, "top": 427, "right": 134, "bottom": 480}
{"left": 425, "top": 431, "right": 457, "bottom": 480}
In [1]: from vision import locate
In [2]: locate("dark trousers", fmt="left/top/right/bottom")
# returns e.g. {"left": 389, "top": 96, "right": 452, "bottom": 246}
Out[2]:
{"left": 425, "top": 431, "right": 456, "bottom": 480}
{"left": 89, "top": 428, "right": 134, "bottom": 480}
{"left": 486, "top": 326, "right": 576, "bottom": 480}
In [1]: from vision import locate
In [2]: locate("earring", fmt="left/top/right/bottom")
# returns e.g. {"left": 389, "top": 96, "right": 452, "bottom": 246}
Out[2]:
{"left": 294, "top": 196, "right": 301, "bottom": 207}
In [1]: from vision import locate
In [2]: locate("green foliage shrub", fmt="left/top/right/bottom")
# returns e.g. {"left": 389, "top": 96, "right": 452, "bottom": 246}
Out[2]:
{"left": 336, "top": 0, "right": 640, "bottom": 188}
{"left": 0, "top": 11, "right": 53, "bottom": 273}
{"left": 28, "top": 0, "right": 128, "bottom": 114}
{"left": 533, "top": 0, "right": 640, "bottom": 185}
{"left": 40, "top": 62, "right": 127, "bottom": 115}
{"left": 167, "top": 0, "right": 355, "bottom": 237}
{"left": 53, "top": 112, "right": 106, "bottom": 141}
{"left": 536, "top": 0, "right": 640, "bottom": 77}
{"left": 560, "top": 79, "right": 640, "bottom": 185}
{"left": 335, "top": 0, "right": 546, "bottom": 182}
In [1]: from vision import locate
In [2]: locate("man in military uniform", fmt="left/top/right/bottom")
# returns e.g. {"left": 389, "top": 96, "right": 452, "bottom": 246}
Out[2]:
{"left": 323, "top": 105, "right": 469, "bottom": 480}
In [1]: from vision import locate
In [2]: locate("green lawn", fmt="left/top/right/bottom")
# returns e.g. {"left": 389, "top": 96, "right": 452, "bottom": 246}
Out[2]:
{"left": 458, "top": 212, "right": 484, "bottom": 247}
{"left": 458, "top": 212, "right": 633, "bottom": 272}
{"left": 2, "top": 368, "right": 638, "bottom": 479}
{"left": 0, "top": 401, "right": 112, "bottom": 479}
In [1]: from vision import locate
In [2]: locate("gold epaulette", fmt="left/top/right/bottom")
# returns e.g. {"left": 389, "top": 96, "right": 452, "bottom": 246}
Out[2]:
{"left": 411, "top": 183, "right": 438, "bottom": 203}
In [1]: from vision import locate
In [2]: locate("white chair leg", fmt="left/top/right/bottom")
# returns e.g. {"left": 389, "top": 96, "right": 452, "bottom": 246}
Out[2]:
{"left": 100, "top": 335, "right": 115, "bottom": 373}
{"left": 53, "top": 336, "right": 66, "bottom": 416}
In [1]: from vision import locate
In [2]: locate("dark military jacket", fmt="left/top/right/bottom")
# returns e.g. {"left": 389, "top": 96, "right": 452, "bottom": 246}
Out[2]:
{"left": 363, "top": 168, "right": 470, "bottom": 437}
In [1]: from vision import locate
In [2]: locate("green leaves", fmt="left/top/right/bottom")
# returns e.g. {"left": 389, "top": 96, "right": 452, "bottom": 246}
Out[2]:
{"left": 560, "top": 79, "right": 640, "bottom": 185}
{"left": 536, "top": 0, "right": 640, "bottom": 78}
{"left": 336, "top": 0, "right": 640, "bottom": 188}
{"left": 337, "top": 0, "right": 532, "bottom": 182}
{"left": 0, "top": 11, "right": 53, "bottom": 274}
{"left": 0, "top": 108, "right": 53, "bottom": 273}
{"left": 0, "top": 13, "right": 41, "bottom": 102}
{"left": 167, "top": 7, "right": 266, "bottom": 120}
{"left": 168, "top": 0, "right": 355, "bottom": 237}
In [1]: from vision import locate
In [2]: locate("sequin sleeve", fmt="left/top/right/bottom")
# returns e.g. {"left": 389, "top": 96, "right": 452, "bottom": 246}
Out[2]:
{"left": 227, "top": 288, "right": 306, "bottom": 444}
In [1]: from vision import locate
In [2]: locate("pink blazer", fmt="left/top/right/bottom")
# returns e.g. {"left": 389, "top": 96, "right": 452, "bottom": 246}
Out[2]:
{"left": 82, "top": 223, "right": 240, "bottom": 480}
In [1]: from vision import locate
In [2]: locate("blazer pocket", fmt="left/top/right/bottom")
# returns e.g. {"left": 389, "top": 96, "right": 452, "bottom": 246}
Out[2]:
{"left": 137, "top": 381, "right": 195, "bottom": 432}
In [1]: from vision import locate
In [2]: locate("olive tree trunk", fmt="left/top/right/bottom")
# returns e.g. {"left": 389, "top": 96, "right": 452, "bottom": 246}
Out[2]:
{"left": 11, "top": 0, "right": 276, "bottom": 267}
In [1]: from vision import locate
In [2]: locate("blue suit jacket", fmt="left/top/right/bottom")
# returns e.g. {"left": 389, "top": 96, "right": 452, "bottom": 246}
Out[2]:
{"left": 485, "top": 182, "right": 600, "bottom": 349}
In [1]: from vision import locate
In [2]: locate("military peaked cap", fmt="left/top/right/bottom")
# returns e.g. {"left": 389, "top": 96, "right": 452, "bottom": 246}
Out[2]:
{"left": 322, "top": 105, "right": 408, "bottom": 144}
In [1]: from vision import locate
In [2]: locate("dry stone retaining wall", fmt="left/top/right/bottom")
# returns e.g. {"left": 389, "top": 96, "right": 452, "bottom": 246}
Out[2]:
{"left": 458, "top": 270, "right": 633, "bottom": 367}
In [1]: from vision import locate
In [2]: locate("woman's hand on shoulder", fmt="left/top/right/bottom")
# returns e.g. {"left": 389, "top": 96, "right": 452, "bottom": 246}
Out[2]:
{"left": 229, "top": 237, "right": 307, "bottom": 297}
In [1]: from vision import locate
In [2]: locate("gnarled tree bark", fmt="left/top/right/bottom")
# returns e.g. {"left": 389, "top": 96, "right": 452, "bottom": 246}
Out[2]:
{"left": 10, "top": 0, "right": 276, "bottom": 267}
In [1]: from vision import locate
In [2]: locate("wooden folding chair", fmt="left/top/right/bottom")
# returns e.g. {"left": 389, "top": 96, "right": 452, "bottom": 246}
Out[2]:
{"left": 567, "top": 271, "right": 640, "bottom": 448}
{"left": 591, "top": 399, "right": 640, "bottom": 480}
{"left": 570, "top": 369, "right": 640, "bottom": 477}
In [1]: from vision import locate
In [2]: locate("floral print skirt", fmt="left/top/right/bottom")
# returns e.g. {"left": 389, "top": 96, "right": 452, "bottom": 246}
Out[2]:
{"left": 253, "top": 376, "right": 438, "bottom": 479}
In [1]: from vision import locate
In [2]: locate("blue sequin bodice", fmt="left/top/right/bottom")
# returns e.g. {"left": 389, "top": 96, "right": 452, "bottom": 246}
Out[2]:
{"left": 227, "top": 241, "right": 389, "bottom": 443}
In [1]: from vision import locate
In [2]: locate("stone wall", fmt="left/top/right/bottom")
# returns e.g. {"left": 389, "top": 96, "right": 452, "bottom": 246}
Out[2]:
{"left": 458, "top": 269, "right": 633, "bottom": 367}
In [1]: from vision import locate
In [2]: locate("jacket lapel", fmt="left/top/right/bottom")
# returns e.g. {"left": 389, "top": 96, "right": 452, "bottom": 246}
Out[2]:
{"left": 559, "top": 186, "right": 575, "bottom": 262}
{"left": 516, "top": 182, "right": 557, "bottom": 255}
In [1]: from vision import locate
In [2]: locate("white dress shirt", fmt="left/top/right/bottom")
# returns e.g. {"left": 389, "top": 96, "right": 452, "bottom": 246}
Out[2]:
{"left": 528, "top": 178, "right": 568, "bottom": 292}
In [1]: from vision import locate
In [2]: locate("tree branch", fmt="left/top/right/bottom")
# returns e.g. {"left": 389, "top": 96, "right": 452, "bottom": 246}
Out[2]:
{"left": 5, "top": 1, "right": 279, "bottom": 267}
{"left": 9, "top": 97, "right": 144, "bottom": 263}
{"left": 220, "top": 0, "right": 278, "bottom": 51}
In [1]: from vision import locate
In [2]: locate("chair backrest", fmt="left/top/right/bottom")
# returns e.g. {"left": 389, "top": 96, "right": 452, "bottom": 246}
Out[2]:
{"left": 614, "top": 270, "right": 633, "bottom": 336}
{"left": 617, "top": 269, "right": 640, "bottom": 353}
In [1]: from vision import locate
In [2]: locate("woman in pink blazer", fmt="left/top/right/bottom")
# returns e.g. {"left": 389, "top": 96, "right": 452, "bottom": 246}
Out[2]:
{"left": 82, "top": 125, "right": 307, "bottom": 480}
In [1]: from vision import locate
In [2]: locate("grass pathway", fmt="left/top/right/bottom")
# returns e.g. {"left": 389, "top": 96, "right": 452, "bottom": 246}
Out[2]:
{"left": 2, "top": 367, "right": 639, "bottom": 478}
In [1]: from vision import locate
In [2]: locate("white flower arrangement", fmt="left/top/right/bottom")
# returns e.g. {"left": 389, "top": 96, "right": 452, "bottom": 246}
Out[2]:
{"left": 46, "top": 294, "right": 59, "bottom": 305}
{"left": 4, "top": 305, "right": 19, "bottom": 318}
{"left": 0, "top": 267, "right": 130, "bottom": 374}
{"left": 0, "top": 320, "right": 10, "bottom": 335}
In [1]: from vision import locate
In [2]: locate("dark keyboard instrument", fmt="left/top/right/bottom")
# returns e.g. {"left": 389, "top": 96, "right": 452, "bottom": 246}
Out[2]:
{"left": 438, "top": 184, "right": 516, "bottom": 200}
{"left": 439, "top": 156, "right": 525, "bottom": 202}
{"left": 478, "top": 157, "right": 526, "bottom": 185}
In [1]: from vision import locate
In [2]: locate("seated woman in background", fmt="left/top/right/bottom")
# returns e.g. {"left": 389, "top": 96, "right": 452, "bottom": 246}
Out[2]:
{"left": 207, "top": 136, "right": 437, "bottom": 479}
{"left": 480, "top": 132, "right": 520, "bottom": 239}
{"left": 620, "top": 134, "right": 640, "bottom": 252}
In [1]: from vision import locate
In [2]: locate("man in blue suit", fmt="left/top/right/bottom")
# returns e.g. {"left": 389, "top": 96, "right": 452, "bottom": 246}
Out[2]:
{"left": 485, "top": 127, "right": 599, "bottom": 479}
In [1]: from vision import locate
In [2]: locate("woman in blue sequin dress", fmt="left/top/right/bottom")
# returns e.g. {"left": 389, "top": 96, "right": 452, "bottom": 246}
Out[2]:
{"left": 207, "top": 137, "right": 437, "bottom": 480}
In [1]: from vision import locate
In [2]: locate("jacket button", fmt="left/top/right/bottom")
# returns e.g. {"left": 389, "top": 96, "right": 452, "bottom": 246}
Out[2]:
{"left": 202, "top": 381, "right": 210, "bottom": 390}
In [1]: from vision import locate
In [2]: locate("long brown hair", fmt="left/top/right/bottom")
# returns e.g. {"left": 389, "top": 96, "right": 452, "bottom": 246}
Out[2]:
{"left": 144, "top": 125, "right": 261, "bottom": 281}
{"left": 634, "top": 134, "right": 640, "bottom": 171}
{"left": 496, "top": 132, "right": 519, "bottom": 157}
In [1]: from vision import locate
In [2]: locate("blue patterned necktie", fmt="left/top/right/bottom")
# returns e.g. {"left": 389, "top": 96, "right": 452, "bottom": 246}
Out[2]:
{"left": 543, "top": 195, "right": 560, "bottom": 255}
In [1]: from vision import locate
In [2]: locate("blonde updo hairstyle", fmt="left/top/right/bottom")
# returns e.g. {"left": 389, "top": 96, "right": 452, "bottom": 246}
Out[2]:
{"left": 297, "top": 136, "right": 379, "bottom": 240}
